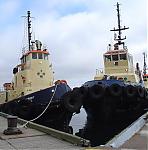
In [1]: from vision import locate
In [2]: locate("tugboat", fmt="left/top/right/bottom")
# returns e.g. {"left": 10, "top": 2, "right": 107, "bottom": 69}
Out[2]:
{"left": 75, "top": 2, "right": 148, "bottom": 146}
{"left": 0, "top": 11, "right": 82, "bottom": 133}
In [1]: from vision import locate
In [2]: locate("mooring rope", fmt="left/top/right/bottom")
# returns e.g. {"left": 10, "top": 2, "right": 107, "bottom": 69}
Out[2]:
{"left": 19, "top": 84, "right": 58, "bottom": 128}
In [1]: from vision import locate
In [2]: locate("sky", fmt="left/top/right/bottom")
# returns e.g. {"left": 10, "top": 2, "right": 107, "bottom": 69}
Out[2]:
{"left": 0, "top": 0, "right": 147, "bottom": 88}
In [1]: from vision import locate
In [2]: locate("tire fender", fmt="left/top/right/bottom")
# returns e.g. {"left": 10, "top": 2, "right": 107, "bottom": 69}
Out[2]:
{"left": 125, "top": 85, "right": 136, "bottom": 98}
{"left": 89, "top": 84, "right": 105, "bottom": 99}
{"left": 137, "top": 86, "right": 145, "bottom": 98}
{"left": 109, "top": 83, "right": 122, "bottom": 97}
{"left": 63, "top": 89, "right": 82, "bottom": 113}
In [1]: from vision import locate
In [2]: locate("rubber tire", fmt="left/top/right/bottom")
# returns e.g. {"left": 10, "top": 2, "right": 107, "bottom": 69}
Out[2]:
{"left": 63, "top": 89, "right": 82, "bottom": 113}
{"left": 125, "top": 85, "right": 136, "bottom": 98}
{"left": 79, "top": 86, "right": 88, "bottom": 98}
{"left": 89, "top": 84, "right": 105, "bottom": 99}
{"left": 145, "top": 88, "right": 148, "bottom": 100}
{"left": 137, "top": 86, "right": 145, "bottom": 98}
{"left": 109, "top": 83, "right": 122, "bottom": 97}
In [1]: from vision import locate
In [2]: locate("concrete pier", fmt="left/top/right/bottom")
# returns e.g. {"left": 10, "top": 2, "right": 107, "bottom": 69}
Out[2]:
{"left": 0, "top": 112, "right": 90, "bottom": 149}
{"left": 104, "top": 112, "right": 148, "bottom": 150}
{"left": 1, "top": 111, "right": 148, "bottom": 149}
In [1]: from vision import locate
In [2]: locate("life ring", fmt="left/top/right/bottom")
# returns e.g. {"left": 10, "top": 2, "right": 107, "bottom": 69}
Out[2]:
{"left": 89, "top": 84, "right": 105, "bottom": 99}
{"left": 125, "top": 85, "right": 136, "bottom": 98}
{"left": 62, "top": 89, "right": 82, "bottom": 113}
{"left": 109, "top": 83, "right": 122, "bottom": 97}
{"left": 137, "top": 86, "right": 145, "bottom": 98}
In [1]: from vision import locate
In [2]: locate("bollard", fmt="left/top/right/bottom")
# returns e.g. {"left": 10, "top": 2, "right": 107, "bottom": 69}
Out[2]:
{"left": 3, "top": 115, "right": 22, "bottom": 135}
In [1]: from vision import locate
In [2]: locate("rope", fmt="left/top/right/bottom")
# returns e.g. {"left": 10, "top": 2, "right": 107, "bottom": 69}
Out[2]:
{"left": 19, "top": 84, "right": 58, "bottom": 128}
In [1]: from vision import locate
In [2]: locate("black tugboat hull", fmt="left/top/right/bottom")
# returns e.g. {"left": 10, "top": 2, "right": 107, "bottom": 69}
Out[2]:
{"left": 0, "top": 83, "right": 75, "bottom": 133}
{"left": 75, "top": 80, "right": 148, "bottom": 146}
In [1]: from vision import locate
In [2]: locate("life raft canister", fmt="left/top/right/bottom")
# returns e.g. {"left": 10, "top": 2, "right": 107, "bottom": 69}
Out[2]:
{"left": 89, "top": 84, "right": 105, "bottom": 99}
{"left": 109, "top": 83, "right": 122, "bottom": 97}
{"left": 125, "top": 85, "right": 136, "bottom": 98}
{"left": 137, "top": 86, "right": 145, "bottom": 98}
{"left": 62, "top": 88, "right": 83, "bottom": 113}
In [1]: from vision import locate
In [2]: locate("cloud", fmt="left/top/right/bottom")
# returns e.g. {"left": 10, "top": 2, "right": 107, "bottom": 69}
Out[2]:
{"left": 0, "top": 0, "right": 147, "bottom": 89}
{"left": 34, "top": 12, "right": 110, "bottom": 85}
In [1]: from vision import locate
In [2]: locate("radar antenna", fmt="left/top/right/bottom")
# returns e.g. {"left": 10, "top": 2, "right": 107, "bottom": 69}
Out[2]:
{"left": 22, "top": 11, "right": 35, "bottom": 52}
{"left": 143, "top": 52, "right": 147, "bottom": 75}
{"left": 27, "top": 11, "right": 32, "bottom": 51}
{"left": 110, "top": 2, "right": 129, "bottom": 48}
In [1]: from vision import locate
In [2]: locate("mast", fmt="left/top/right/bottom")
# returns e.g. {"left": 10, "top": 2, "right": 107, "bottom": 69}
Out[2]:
{"left": 27, "top": 11, "right": 32, "bottom": 51}
{"left": 143, "top": 52, "right": 147, "bottom": 75}
{"left": 110, "top": 2, "right": 129, "bottom": 47}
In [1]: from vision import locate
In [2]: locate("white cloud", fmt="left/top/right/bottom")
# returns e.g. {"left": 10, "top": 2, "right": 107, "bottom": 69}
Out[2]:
{"left": 33, "top": 12, "right": 109, "bottom": 83}
{"left": 0, "top": 0, "right": 147, "bottom": 88}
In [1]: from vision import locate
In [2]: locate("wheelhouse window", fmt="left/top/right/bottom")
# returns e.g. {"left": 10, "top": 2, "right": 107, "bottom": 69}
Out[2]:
{"left": 104, "top": 55, "right": 111, "bottom": 61}
{"left": 112, "top": 54, "right": 118, "bottom": 61}
{"left": 144, "top": 76, "right": 148, "bottom": 79}
{"left": 38, "top": 53, "right": 43, "bottom": 59}
{"left": 32, "top": 53, "right": 37, "bottom": 59}
{"left": 119, "top": 54, "right": 127, "bottom": 60}
{"left": 44, "top": 54, "right": 48, "bottom": 60}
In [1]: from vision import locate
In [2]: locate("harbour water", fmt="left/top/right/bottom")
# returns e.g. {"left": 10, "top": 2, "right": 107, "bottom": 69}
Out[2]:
{"left": 70, "top": 108, "right": 87, "bottom": 133}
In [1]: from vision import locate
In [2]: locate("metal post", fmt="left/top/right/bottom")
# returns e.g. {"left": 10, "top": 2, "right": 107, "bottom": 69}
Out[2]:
{"left": 3, "top": 115, "right": 22, "bottom": 135}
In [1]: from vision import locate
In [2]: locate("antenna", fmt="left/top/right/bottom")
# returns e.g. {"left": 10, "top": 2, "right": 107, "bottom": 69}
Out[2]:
{"left": 110, "top": 2, "right": 129, "bottom": 47}
{"left": 143, "top": 52, "right": 147, "bottom": 75}
{"left": 22, "top": 11, "right": 35, "bottom": 51}
{"left": 27, "top": 11, "right": 32, "bottom": 51}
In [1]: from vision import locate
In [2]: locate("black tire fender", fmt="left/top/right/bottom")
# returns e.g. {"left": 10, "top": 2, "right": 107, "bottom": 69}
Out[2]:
{"left": 63, "top": 89, "right": 82, "bottom": 113}
{"left": 137, "top": 86, "right": 145, "bottom": 98}
{"left": 79, "top": 86, "right": 88, "bottom": 98}
{"left": 145, "top": 88, "right": 148, "bottom": 100}
{"left": 125, "top": 85, "right": 136, "bottom": 98}
{"left": 109, "top": 83, "right": 122, "bottom": 97}
{"left": 89, "top": 84, "right": 105, "bottom": 99}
